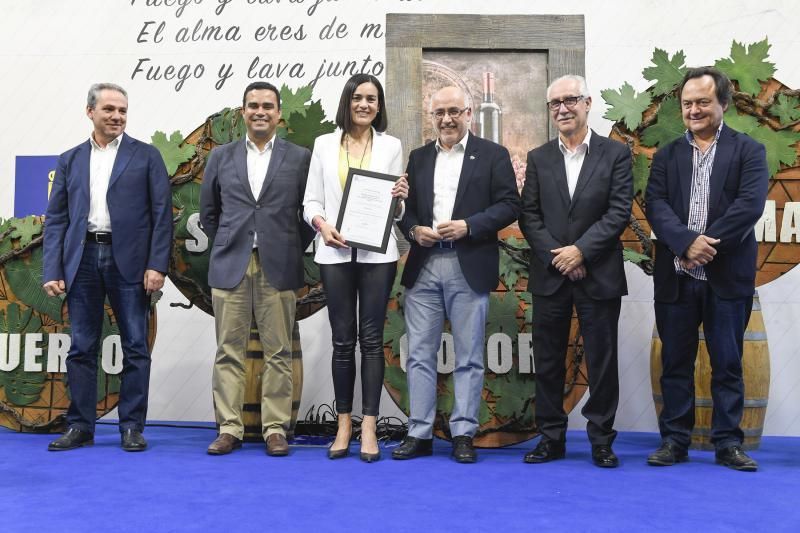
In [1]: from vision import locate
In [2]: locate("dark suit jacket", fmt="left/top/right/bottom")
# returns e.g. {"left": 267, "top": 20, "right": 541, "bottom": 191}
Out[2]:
{"left": 645, "top": 124, "right": 769, "bottom": 302}
{"left": 200, "top": 136, "right": 313, "bottom": 291}
{"left": 519, "top": 131, "right": 633, "bottom": 299}
{"left": 43, "top": 133, "right": 173, "bottom": 289}
{"left": 398, "top": 133, "right": 520, "bottom": 293}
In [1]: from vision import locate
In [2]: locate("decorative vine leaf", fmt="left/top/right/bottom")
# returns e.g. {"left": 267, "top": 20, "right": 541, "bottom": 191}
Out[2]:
{"left": 632, "top": 153, "right": 651, "bottom": 197}
{"left": 151, "top": 130, "right": 195, "bottom": 175}
{"left": 486, "top": 291, "right": 520, "bottom": 336}
{"left": 641, "top": 97, "right": 684, "bottom": 147}
{"left": 748, "top": 126, "right": 800, "bottom": 177}
{"left": 279, "top": 84, "right": 313, "bottom": 120}
{"left": 485, "top": 374, "right": 535, "bottom": 421}
{"left": 303, "top": 255, "right": 320, "bottom": 286}
{"left": 623, "top": 248, "right": 652, "bottom": 264}
{"left": 642, "top": 48, "right": 687, "bottom": 96}
{"left": 0, "top": 303, "right": 47, "bottom": 405}
{"left": 479, "top": 398, "right": 492, "bottom": 425}
{"left": 384, "top": 365, "right": 408, "bottom": 412}
{"left": 519, "top": 291, "right": 532, "bottom": 325}
{"left": 210, "top": 108, "right": 246, "bottom": 145}
{"left": 498, "top": 246, "right": 525, "bottom": 289}
{"left": 285, "top": 102, "right": 336, "bottom": 149}
{"left": 714, "top": 39, "right": 775, "bottom": 96}
{"left": 723, "top": 107, "right": 760, "bottom": 134}
{"left": 9, "top": 216, "right": 43, "bottom": 249}
{"left": 4, "top": 247, "right": 64, "bottom": 324}
{"left": 601, "top": 82, "right": 651, "bottom": 130}
{"left": 383, "top": 307, "right": 406, "bottom": 356}
{"left": 171, "top": 182, "right": 202, "bottom": 239}
{"left": 769, "top": 94, "right": 800, "bottom": 125}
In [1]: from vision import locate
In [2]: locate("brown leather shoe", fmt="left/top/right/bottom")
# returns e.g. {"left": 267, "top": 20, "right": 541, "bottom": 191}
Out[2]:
{"left": 207, "top": 433, "right": 242, "bottom": 455}
{"left": 266, "top": 433, "right": 289, "bottom": 456}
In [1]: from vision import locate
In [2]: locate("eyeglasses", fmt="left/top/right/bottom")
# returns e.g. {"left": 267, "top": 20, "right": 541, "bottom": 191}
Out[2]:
{"left": 546, "top": 96, "right": 586, "bottom": 110}
{"left": 430, "top": 107, "right": 470, "bottom": 120}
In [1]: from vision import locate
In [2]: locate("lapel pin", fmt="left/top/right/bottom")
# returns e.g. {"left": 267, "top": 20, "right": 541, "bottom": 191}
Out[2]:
{"left": 470, "top": 155, "right": 476, "bottom": 160}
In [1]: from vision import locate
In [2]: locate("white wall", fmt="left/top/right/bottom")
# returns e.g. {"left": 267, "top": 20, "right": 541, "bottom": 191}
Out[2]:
{"left": 1, "top": 0, "right": 798, "bottom": 435}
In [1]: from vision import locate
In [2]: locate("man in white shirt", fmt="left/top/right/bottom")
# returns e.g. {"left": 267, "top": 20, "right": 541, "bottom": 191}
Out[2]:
{"left": 519, "top": 75, "right": 633, "bottom": 467}
{"left": 43, "top": 83, "right": 172, "bottom": 452}
{"left": 393, "top": 86, "right": 520, "bottom": 463}
{"left": 200, "top": 82, "right": 313, "bottom": 456}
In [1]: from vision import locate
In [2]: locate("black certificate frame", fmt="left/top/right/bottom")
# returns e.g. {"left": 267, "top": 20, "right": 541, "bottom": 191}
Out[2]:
{"left": 335, "top": 168, "right": 399, "bottom": 254}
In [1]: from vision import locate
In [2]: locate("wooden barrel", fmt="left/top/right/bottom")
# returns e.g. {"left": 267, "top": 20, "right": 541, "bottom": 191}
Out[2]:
{"left": 241, "top": 319, "right": 303, "bottom": 442}
{"left": 650, "top": 292, "right": 769, "bottom": 450}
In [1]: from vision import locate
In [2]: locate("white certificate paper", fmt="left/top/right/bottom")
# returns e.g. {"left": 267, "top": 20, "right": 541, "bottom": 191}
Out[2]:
{"left": 336, "top": 169, "right": 399, "bottom": 253}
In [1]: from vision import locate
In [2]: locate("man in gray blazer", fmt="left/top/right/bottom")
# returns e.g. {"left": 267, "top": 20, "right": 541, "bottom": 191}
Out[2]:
{"left": 200, "top": 82, "right": 312, "bottom": 456}
{"left": 519, "top": 75, "right": 633, "bottom": 468}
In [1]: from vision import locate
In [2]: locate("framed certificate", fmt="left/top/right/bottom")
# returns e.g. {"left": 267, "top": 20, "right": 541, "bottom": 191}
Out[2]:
{"left": 336, "top": 168, "right": 399, "bottom": 254}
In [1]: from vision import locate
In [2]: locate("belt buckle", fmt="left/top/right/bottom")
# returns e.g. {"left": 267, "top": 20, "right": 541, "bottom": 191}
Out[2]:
{"left": 437, "top": 240, "right": 455, "bottom": 249}
{"left": 95, "top": 232, "right": 112, "bottom": 244}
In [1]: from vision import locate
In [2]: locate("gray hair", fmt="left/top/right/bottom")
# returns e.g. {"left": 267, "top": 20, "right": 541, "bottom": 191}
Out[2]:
{"left": 87, "top": 83, "right": 128, "bottom": 109}
{"left": 429, "top": 86, "right": 471, "bottom": 112}
{"left": 546, "top": 75, "right": 590, "bottom": 100}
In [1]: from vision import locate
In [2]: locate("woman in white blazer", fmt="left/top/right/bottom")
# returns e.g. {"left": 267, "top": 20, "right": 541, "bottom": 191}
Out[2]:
{"left": 303, "top": 74, "right": 408, "bottom": 462}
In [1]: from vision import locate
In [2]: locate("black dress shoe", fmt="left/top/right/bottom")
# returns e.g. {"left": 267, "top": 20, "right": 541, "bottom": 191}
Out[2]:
{"left": 48, "top": 428, "right": 94, "bottom": 451}
{"left": 591, "top": 445, "right": 619, "bottom": 468}
{"left": 391, "top": 436, "right": 433, "bottom": 460}
{"left": 715, "top": 445, "right": 758, "bottom": 472}
{"left": 647, "top": 441, "right": 688, "bottom": 466}
{"left": 523, "top": 438, "right": 565, "bottom": 464}
{"left": 121, "top": 429, "right": 147, "bottom": 452}
{"left": 451, "top": 435, "right": 477, "bottom": 463}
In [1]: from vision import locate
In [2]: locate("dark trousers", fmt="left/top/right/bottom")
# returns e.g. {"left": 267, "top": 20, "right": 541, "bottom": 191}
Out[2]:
{"left": 320, "top": 260, "right": 396, "bottom": 416}
{"left": 655, "top": 276, "right": 751, "bottom": 450}
{"left": 532, "top": 282, "right": 621, "bottom": 446}
{"left": 65, "top": 241, "right": 151, "bottom": 433}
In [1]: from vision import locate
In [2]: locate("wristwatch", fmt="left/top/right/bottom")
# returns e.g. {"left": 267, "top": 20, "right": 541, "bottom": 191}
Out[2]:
{"left": 408, "top": 225, "right": 419, "bottom": 242}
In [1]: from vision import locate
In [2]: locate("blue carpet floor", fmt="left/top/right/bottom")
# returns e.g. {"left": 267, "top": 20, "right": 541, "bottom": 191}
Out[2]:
{"left": 1, "top": 425, "right": 797, "bottom": 532}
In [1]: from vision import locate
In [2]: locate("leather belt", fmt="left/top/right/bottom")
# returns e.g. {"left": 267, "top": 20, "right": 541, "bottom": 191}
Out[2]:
{"left": 86, "top": 231, "right": 112, "bottom": 244}
{"left": 435, "top": 240, "right": 456, "bottom": 249}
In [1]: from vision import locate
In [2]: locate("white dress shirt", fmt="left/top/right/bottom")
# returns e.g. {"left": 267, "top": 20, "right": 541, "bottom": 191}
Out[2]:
{"left": 432, "top": 133, "right": 469, "bottom": 228}
{"left": 87, "top": 134, "right": 122, "bottom": 232}
{"left": 246, "top": 136, "right": 274, "bottom": 248}
{"left": 558, "top": 128, "right": 592, "bottom": 199}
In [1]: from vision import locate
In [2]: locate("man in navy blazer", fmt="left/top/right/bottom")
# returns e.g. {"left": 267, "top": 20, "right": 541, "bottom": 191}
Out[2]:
{"left": 200, "top": 82, "right": 312, "bottom": 456}
{"left": 43, "top": 83, "right": 172, "bottom": 452}
{"left": 645, "top": 67, "right": 768, "bottom": 471}
{"left": 392, "top": 86, "right": 520, "bottom": 463}
{"left": 520, "top": 75, "right": 633, "bottom": 468}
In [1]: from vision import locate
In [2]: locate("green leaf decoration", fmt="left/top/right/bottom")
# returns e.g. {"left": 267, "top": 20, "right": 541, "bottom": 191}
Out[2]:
{"left": 485, "top": 374, "right": 535, "bottom": 421}
{"left": 151, "top": 130, "right": 195, "bottom": 175}
{"left": 769, "top": 93, "right": 800, "bottom": 125}
{"left": 723, "top": 107, "right": 760, "bottom": 134}
{"left": 172, "top": 182, "right": 202, "bottom": 239}
{"left": 210, "top": 108, "right": 247, "bottom": 145}
{"left": 632, "top": 152, "right": 651, "bottom": 197}
{"left": 714, "top": 39, "right": 775, "bottom": 96}
{"left": 9, "top": 215, "right": 43, "bottom": 249}
{"left": 384, "top": 365, "right": 408, "bottom": 412}
{"left": 642, "top": 49, "right": 687, "bottom": 96}
{"left": 623, "top": 248, "right": 652, "bottom": 264}
{"left": 748, "top": 126, "right": 800, "bottom": 177}
{"left": 285, "top": 102, "right": 336, "bottom": 149}
{"left": 383, "top": 307, "right": 406, "bottom": 356}
{"left": 303, "top": 254, "right": 320, "bottom": 286}
{"left": 601, "top": 82, "right": 651, "bottom": 130}
{"left": 499, "top": 247, "right": 524, "bottom": 290}
{"left": 641, "top": 96, "right": 684, "bottom": 147}
{"left": 436, "top": 374, "right": 455, "bottom": 416}
{"left": 486, "top": 291, "right": 520, "bottom": 336}
{"left": 4, "top": 247, "right": 64, "bottom": 324}
{"left": 389, "top": 261, "right": 405, "bottom": 301}
{"left": 519, "top": 291, "right": 532, "bottom": 326}
{"left": 479, "top": 398, "right": 492, "bottom": 425}
{"left": 279, "top": 84, "right": 313, "bottom": 120}
{"left": 0, "top": 303, "right": 47, "bottom": 405}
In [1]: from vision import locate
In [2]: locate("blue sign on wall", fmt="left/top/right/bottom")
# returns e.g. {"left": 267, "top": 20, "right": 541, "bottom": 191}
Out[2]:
{"left": 14, "top": 155, "right": 58, "bottom": 217}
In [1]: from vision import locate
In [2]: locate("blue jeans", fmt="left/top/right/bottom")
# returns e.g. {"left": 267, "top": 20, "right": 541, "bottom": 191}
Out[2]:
{"left": 65, "top": 241, "right": 151, "bottom": 433}
{"left": 655, "top": 276, "right": 752, "bottom": 450}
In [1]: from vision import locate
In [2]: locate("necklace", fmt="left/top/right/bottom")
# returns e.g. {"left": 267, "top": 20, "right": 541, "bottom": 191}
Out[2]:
{"left": 344, "top": 130, "right": 372, "bottom": 169}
